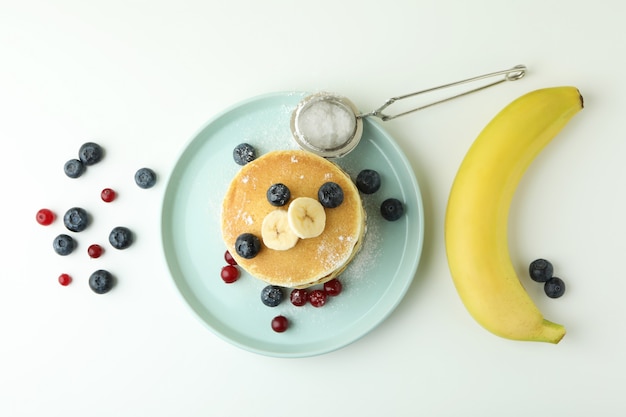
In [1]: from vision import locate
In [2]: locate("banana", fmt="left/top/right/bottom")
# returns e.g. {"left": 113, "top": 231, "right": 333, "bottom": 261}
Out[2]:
{"left": 287, "top": 197, "right": 326, "bottom": 239}
{"left": 261, "top": 209, "right": 299, "bottom": 250}
{"left": 445, "top": 87, "right": 583, "bottom": 343}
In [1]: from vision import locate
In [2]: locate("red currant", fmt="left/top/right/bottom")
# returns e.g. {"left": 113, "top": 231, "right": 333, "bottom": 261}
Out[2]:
{"left": 290, "top": 288, "right": 308, "bottom": 306}
{"left": 101, "top": 188, "right": 116, "bottom": 202}
{"left": 323, "top": 279, "right": 342, "bottom": 296}
{"left": 221, "top": 265, "right": 239, "bottom": 283}
{"left": 224, "top": 250, "right": 237, "bottom": 265}
{"left": 88, "top": 244, "right": 104, "bottom": 258}
{"left": 271, "top": 315, "right": 289, "bottom": 332}
{"left": 36, "top": 208, "right": 55, "bottom": 226}
{"left": 308, "top": 289, "right": 327, "bottom": 307}
{"left": 58, "top": 273, "right": 72, "bottom": 286}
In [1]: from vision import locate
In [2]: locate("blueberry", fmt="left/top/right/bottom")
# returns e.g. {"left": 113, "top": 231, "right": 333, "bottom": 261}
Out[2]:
{"left": 53, "top": 234, "right": 75, "bottom": 256}
{"left": 529, "top": 259, "right": 554, "bottom": 283}
{"left": 63, "top": 207, "right": 89, "bottom": 232}
{"left": 544, "top": 277, "right": 566, "bottom": 298}
{"left": 380, "top": 198, "right": 404, "bottom": 221}
{"left": 233, "top": 143, "right": 256, "bottom": 165}
{"left": 135, "top": 167, "right": 157, "bottom": 189}
{"left": 266, "top": 183, "right": 291, "bottom": 206}
{"left": 89, "top": 269, "right": 115, "bottom": 294}
{"left": 64, "top": 159, "right": 85, "bottom": 179}
{"left": 109, "top": 226, "right": 133, "bottom": 249}
{"left": 261, "top": 285, "right": 284, "bottom": 307}
{"left": 235, "top": 233, "right": 260, "bottom": 259}
{"left": 318, "top": 182, "right": 344, "bottom": 208}
{"left": 78, "top": 142, "right": 103, "bottom": 166}
{"left": 356, "top": 169, "right": 381, "bottom": 194}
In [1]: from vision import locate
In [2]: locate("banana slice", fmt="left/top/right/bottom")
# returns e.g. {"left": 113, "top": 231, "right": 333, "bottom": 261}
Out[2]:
{"left": 261, "top": 209, "right": 299, "bottom": 250}
{"left": 287, "top": 197, "right": 326, "bottom": 239}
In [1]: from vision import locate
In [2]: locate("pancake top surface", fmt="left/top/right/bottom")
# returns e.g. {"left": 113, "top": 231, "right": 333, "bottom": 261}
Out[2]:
{"left": 221, "top": 150, "right": 364, "bottom": 288}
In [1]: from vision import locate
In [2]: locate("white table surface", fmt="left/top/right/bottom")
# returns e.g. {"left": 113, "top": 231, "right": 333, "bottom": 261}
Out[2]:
{"left": 2, "top": 0, "right": 625, "bottom": 415}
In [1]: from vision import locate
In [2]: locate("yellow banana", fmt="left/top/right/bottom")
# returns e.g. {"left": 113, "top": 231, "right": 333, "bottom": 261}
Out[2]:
{"left": 445, "top": 87, "right": 583, "bottom": 343}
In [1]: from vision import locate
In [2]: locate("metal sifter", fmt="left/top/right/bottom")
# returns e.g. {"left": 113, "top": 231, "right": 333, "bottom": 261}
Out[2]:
{"left": 290, "top": 65, "right": 527, "bottom": 158}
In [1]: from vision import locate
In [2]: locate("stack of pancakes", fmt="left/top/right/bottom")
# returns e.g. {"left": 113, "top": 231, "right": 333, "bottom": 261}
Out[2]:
{"left": 221, "top": 150, "right": 366, "bottom": 288}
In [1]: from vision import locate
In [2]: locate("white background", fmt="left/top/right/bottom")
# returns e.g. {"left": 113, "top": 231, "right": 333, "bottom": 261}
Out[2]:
{"left": 2, "top": 0, "right": 625, "bottom": 415}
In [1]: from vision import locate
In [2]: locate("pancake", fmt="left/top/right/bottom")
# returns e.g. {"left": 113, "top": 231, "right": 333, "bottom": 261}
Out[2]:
{"left": 221, "top": 150, "right": 365, "bottom": 288}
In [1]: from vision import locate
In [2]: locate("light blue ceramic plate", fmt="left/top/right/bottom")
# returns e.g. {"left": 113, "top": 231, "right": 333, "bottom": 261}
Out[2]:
{"left": 161, "top": 92, "right": 424, "bottom": 357}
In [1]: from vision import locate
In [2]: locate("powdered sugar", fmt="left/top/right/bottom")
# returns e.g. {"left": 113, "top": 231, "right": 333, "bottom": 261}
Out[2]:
{"left": 241, "top": 103, "right": 300, "bottom": 154}
{"left": 340, "top": 205, "right": 382, "bottom": 286}
{"left": 297, "top": 100, "right": 356, "bottom": 150}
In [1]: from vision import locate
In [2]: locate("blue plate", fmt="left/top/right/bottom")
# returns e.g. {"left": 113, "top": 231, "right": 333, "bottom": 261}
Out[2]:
{"left": 161, "top": 92, "right": 424, "bottom": 357}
